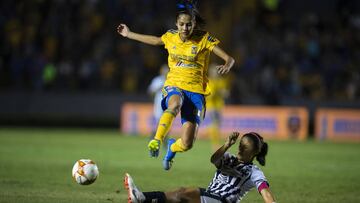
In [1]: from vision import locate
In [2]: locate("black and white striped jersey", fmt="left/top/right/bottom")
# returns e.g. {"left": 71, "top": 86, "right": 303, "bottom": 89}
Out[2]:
{"left": 206, "top": 152, "right": 268, "bottom": 203}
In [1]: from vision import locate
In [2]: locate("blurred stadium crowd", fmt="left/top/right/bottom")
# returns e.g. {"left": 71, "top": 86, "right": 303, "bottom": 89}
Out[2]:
{"left": 0, "top": 0, "right": 359, "bottom": 105}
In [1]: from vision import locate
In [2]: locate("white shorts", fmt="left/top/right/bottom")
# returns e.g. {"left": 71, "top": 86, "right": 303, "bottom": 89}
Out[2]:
{"left": 199, "top": 188, "right": 225, "bottom": 203}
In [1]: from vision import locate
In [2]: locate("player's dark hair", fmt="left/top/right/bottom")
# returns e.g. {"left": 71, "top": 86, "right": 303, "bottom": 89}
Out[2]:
{"left": 256, "top": 141, "right": 268, "bottom": 166}
{"left": 176, "top": 0, "right": 206, "bottom": 29}
{"left": 242, "top": 132, "right": 268, "bottom": 166}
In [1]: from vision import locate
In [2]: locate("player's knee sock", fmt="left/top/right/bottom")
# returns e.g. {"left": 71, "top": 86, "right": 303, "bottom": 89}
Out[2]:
{"left": 170, "top": 138, "right": 188, "bottom": 152}
{"left": 154, "top": 110, "right": 176, "bottom": 142}
{"left": 143, "top": 191, "right": 166, "bottom": 203}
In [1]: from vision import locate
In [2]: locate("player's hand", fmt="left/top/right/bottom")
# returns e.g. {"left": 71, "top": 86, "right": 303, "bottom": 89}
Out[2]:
{"left": 225, "top": 132, "right": 240, "bottom": 148}
{"left": 117, "top": 24, "right": 130, "bottom": 37}
{"left": 216, "top": 64, "right": 232, "bottom": 74}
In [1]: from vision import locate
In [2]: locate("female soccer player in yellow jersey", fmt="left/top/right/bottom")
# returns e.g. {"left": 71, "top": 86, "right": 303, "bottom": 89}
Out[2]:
{"left": 117, "top": 1, "right": 235, "bottom": 170}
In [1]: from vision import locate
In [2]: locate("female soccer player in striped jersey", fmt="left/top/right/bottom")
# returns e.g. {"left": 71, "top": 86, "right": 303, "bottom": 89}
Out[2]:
{"left": 124, "top": 132, "right": 276, "bottom": 203}
{"left": 117, "top": 0, "right": 235, "bottom": 170}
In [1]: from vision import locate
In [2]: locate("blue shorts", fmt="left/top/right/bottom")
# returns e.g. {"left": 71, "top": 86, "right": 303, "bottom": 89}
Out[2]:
{"left": 161, "top": 86, "right": 206, "bottom": 125}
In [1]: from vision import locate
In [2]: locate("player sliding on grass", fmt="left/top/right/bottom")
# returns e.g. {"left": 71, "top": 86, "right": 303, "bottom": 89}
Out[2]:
{"left": 124, "top": 132, "right": 276, "bottom": 203}
{"left": 117, "top": 0, "right": 235, "bottom": 170}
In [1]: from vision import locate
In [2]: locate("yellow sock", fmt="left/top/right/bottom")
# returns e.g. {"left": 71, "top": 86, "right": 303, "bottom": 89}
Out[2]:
{"left": 154, "top": 110, "right": 176, "bottom": 142}
{"left": 170, "top": 138, "right": 187, "bottom": 152}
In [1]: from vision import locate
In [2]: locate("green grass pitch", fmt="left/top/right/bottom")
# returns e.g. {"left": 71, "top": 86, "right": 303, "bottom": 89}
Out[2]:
{"left": 0, "top": 128, "right": 359, "bottom": 203}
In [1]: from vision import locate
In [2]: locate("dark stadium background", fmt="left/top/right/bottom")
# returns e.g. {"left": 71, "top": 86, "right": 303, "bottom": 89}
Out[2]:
{"left": 0, "top": 0, "right": 359, "bottom": 135}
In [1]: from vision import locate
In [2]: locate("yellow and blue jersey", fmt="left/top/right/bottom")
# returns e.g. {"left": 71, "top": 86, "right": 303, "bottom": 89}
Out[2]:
{"left": 161, "top": 30, "right": 220, "bottom": 95}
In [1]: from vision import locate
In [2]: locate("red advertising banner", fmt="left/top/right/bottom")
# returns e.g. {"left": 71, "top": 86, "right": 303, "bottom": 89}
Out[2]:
{"left": 315, "top": 108, "right": 360, "bottom": 141}
{"left": 121, "top": 103, "right": 309, "bottom": 140}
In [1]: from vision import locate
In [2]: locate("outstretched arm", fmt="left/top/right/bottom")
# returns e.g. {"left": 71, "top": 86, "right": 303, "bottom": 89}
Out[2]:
{"left": 212, "top": 46, "right": 235, "bottom": 74}
{"left": 117, "top": 24, "right": 164, "bottom": 46}
{"left": 210, "top": 132, "right": 240, "bottom": 168}
{"left": 260, "top": 188, "right": 276, "bottom": 203}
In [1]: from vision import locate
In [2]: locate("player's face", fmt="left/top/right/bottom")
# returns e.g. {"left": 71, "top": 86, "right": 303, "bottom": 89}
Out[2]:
{"left": 176, "top": 14, "right": 195, "bottom": 41}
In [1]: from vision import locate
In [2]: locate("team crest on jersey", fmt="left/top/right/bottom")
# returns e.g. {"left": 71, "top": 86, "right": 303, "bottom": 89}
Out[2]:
{"left": 191, "top": 46, "right": 197, "bottom": 54}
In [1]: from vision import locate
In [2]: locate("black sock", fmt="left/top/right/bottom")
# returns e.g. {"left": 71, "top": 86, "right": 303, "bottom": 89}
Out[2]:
{"left": 143, "top": 191, "right": 166, "bottom": 203}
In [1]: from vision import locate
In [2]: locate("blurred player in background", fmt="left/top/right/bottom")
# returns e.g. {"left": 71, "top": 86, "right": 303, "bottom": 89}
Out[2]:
{"left": 206, "top": 64, "right": 230, "bottom": 151}
{"left": 124, "top": 132, "right": 276, "bottom": 203}
{"left": 117, "top": 0, "right": 235, "bottom": 170}
{"left": 148, "top": 64, "right": 169, "bottom": 143}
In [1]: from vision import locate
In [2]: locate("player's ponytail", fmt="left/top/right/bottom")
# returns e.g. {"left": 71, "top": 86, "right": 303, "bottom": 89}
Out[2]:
{"left": 256, "top": 142, "right": 268, "bottom": 166}
{"left": 176, "top": 0, "right": 206, "bottom": 29}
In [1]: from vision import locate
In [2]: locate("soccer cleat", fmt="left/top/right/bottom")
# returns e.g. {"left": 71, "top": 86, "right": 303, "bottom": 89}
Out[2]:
{"left": 163, "top": 138, "right": 176, "bottom": 170}
{"left": 148, "top": 139, "right": 161, "bottom": 157}
{"left": 124, "top": 173, "right": 145, "bottom": 203}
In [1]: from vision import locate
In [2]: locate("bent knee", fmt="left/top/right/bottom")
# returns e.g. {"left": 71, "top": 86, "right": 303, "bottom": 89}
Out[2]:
{"left": 167, "top": 187, "right": 186, "bottom": 202}
{"left": 176, "top": 187, "right": 187, "bottom": 193}
{"left": 175, "top": 187, "right": 189, "bottom": 200}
